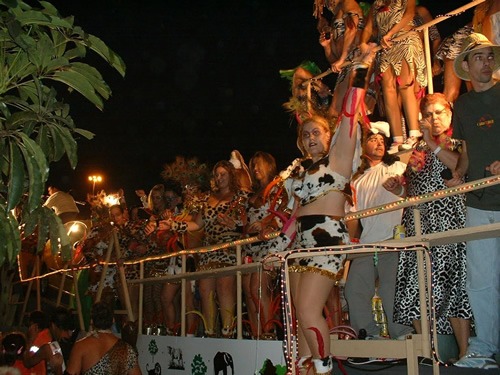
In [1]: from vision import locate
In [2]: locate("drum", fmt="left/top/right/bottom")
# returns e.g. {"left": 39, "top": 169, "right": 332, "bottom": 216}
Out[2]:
{"left": 43, "top": 221, "right": 88, "bottom": 269}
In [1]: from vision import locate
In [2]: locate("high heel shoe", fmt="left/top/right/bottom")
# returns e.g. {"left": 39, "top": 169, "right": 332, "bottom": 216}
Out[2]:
{"left": 221, "top": 326, "right": 234, "bottom": 338}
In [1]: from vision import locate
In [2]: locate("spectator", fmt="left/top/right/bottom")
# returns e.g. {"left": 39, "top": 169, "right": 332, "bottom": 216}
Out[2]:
{"left": 1, "top": 332, "right": 30, "bottom": 374}
{"left": 23, "top": 311, "right": 52, "bottom": 375}
{"left": 23, "top": 307, "right": 82, "bottom": 374}
{"left": 449, "top": 32, "right": 500, "bottom": 370}
{"left": 66, "top": 301, "right": 141, "bottom": 374}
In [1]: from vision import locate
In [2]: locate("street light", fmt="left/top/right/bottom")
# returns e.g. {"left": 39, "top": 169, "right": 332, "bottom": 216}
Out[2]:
{"left": 88, "top": 175, "right": 102, "bottom": 196}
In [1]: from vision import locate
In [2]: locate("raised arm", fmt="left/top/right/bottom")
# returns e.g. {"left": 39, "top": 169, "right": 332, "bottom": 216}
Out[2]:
{"left": 330, "top": 44, "right": 376, "bottom": 177}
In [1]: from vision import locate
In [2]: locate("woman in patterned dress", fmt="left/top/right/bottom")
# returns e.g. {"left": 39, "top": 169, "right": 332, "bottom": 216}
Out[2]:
{"left": 435, "top": 25, "right": 474, "bottom": 102}
{"left": 384, "top": 93, "right": 472, "bottom": 359}
{"left": 242, "top": 151, "right": 288, "bottom": 339}
{"left": 159, "top": 160, "right": 248, "bottom": 337}
{"left": 360, "top": 0, "right": 427, "bottom": 153}
{"left": 109, "top": 204, "right": 154, "bottom": 324}
{"left": 314, "top": 0, "right": 366, "bottom": 120}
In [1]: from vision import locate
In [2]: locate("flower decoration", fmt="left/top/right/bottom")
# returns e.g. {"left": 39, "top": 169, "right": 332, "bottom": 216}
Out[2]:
{"left": 408, "top": 149, "right": 426, "bottom": 173}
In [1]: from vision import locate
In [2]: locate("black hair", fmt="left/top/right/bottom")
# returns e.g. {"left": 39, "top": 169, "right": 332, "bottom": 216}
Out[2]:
{"left": 352, "top": 131, "right": 400, "bottom": 181}
{"left": 91, "top": 301, "right": 114, "bottom": 330}
{"left": 51, "top": 306, "right": 75, "bottom": 331}
{"left": 1, "top": 332, "right": 26, "bottom": 366}
{"left": 29, "top": 310, "right": 49, "bottom": 330}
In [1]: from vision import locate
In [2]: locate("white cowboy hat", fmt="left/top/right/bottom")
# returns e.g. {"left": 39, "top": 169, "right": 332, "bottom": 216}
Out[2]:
{"left": 368, "top": 121, "right": 390, "bottom": 138}
{"left": 453, "top": 32, "right": 500, "bottom": 81}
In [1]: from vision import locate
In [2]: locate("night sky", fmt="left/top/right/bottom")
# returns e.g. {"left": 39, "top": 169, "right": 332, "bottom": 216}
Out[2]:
{"left": 46, "top": 0, "right": 473, "bottom": 205}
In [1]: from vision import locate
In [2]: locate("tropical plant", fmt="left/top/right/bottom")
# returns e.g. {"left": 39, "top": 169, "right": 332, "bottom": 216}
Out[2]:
{"left": 0, "top": 0, "right": 125, "bottom": 268}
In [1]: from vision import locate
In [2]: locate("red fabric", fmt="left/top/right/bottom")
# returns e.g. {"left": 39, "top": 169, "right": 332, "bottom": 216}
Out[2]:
{"left": 29, "top": 328, "right": 52, "bottom": 375}
{"left": 307, "top": 326, "right": 325, "bottom": 358}
{"left": 13, "top": 359, "right": 31, "bottom": 375}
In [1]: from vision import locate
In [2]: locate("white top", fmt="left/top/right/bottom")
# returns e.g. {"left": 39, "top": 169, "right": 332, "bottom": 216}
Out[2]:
{"left": 349, "top": 161, "right": 406, "bottom": 243}
{"left": 44, "top": 191, "right": 79, "bottom": 215}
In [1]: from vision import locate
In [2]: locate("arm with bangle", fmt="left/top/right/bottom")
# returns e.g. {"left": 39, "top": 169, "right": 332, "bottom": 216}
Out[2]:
{"left": 426, "top": 138, "right": 460, "bottom": 171}
{"left": 158, "top": 213, "right": 203, "bottom": 234}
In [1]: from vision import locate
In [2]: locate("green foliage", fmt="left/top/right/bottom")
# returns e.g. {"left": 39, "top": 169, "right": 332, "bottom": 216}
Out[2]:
{"left": 0, "top": 0, "right": 125, "bottom": 267}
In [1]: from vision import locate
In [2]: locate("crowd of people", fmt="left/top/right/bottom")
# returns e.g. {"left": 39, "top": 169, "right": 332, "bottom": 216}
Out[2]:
{"left": 0, "top": 304, "right": 140, "bottom": 374}
{"left": 2, "top": 1, "right": 499, "bottom": 374}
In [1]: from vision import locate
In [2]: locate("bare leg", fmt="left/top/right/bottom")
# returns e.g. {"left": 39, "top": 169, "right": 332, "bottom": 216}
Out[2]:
{"left": 413, "top": 319, "right": 423, "bottom": 333}
{"left": 242, "top": 273, "right": 259, "bottom": 337}
{"left": 398, "top": 59, "right": 420, "bottom": 133}
{"left": 184, "top": 281, "right": 198, "bottom": 335}
{"left": 217, "top": 275, "right": 236, "bottom": 336}
{"left": 250, "top": 270, "right": 274, "bottom": 336}
{"left": 295, "top": 273, "right": 336, "bottom": 359}
{"left": 161, "top": 282, "right": 180, "bottom": 333}
{"left": 290, "top": 272, "right": 311, "bottom": 375}
{"left": 381, "top": 68, "right": 403, "bottom": 137}
{"left": 127, "top": 284, "right": 139, "bottom": 323}
{"left": 330, "top": 71, "right": 352, "bottom": 118}
{"left": 198, "top": 277, "right": 217, "bottom": 335}
{"left": 442, "top": 59, "right": 463, "bottom": 103}
{"left": 450, "top": 317, "right": 470, "bottom": 359}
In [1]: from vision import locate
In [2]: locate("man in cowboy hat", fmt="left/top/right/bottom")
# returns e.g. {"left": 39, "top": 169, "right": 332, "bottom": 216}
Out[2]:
{"left": 450, "top": 32, "right": 500, "bottom": 370}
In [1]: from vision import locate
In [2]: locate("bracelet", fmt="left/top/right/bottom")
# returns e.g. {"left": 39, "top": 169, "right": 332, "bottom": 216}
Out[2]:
{"left": 168, "top": 219, "right": 188, "bottom": 234}
{"left": 396, "top": 185, "right": 405, "bottom": 197}
{"left": 433, "top": 146, "right": 442, "bottom": 155}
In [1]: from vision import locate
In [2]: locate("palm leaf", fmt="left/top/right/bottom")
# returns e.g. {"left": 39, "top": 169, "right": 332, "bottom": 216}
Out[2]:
{"left": 6, "top": 140, "right": 24, "bottom": 211}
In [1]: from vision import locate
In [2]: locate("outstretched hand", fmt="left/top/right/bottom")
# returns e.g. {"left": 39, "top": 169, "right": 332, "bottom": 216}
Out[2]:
{"left": 486, "top": 161, "right": 500, "bottom": 176}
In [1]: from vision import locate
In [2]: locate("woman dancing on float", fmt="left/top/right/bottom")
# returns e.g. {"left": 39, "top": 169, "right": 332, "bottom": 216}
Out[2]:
{"left": 283, "top": 44, "right": 376, "bottom": 374}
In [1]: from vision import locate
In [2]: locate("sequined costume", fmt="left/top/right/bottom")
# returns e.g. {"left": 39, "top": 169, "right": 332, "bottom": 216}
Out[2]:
{"left": 243, "top": 186, "right": 287, "bottom": 261}
{"left": 372, "top": 0, "right": 427, "bottom": 88}
{"left": 82, "top": 224, "right": 118, "bottom": 301}
{"left": 116, "top": 219, "right": 156, "bottom": 280}
{"left": 197, "top": 191, "right": 248, "bottom": 270}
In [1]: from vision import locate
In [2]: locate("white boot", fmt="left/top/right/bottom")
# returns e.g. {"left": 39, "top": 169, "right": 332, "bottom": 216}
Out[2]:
{"left": 312, "top": 356, "right": 333, "bottom": 374}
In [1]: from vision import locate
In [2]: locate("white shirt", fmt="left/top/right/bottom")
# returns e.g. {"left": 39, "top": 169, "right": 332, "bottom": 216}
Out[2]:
{"left": 350, "top": 161, "right": 406, "bottom": 243}
{"left": 44, "top": 191, "right": 79, "bottom": 216}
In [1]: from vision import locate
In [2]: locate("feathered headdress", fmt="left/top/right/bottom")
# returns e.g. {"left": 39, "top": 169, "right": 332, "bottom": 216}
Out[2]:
{"left": 161, "top": 155, "right": 210, "bottom": 192}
